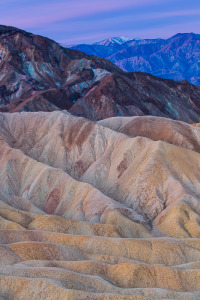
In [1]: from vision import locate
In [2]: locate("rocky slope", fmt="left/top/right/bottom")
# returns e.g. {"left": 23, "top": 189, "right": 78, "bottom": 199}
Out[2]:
{"left": 1, "top": 25, "right": 200, "bottom": 122}
{"left": 71, "top": 33, "right": 200, "bottom": 85}
{"left": 69, "top": 72, "right": 200, "bottom": 122}
{"left": 0, "top": 25, "right": 121, "bottom": 113}
{"left": 0, "top": 111, "right": 199, "bottom": 299}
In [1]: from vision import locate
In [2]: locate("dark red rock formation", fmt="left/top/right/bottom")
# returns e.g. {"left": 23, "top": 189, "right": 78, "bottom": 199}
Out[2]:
{"left": 1, "top": 25, "right": 200, "bottom": 123}
{"left": 70, "top": 72, "right": 200, "bottom": 122}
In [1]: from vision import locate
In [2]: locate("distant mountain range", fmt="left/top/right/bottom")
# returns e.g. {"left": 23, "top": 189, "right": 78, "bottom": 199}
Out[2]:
{"left": 1, "top": 25, "right": 200, "bottom": 123}
{"left": 70, "top": 33, "right": 200, "bottom": 85}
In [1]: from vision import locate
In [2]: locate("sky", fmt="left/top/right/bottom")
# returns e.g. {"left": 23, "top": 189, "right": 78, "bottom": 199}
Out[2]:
{"left": 1, "top": 0, "right": 200, "bottom": 45}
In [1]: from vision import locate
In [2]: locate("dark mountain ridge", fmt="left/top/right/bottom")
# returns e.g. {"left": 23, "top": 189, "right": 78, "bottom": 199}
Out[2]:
{"left": 0, "top": 25, "right": 200, "bottom": 123}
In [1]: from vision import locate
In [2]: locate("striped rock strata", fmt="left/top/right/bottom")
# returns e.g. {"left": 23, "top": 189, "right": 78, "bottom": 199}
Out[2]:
{"left": 0, "top": 111, "right": 199, "bottom": 299}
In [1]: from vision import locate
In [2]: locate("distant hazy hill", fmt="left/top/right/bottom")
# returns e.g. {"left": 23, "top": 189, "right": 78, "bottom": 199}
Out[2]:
{"left": 71, "top": 33, "right": 200, "bottom": 85}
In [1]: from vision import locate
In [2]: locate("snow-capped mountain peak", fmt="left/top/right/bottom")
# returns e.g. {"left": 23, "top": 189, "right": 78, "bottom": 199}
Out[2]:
{"left": 94, "top": 36, "right": 131, "bottom": 46}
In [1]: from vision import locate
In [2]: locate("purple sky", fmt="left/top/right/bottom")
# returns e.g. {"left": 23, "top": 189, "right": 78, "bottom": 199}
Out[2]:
{"left": 1, "top": 0, "right": 200, "bottom": 44}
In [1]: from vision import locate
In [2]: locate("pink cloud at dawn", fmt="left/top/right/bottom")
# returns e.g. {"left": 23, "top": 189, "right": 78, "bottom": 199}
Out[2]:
{"left": 0, "top": 0, "right": 170, "bottom": 28}
{"left": 0, "top": 0, "right": 199, "bottom": 44}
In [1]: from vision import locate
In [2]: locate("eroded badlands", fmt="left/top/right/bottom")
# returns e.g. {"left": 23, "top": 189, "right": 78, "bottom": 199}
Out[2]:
{"left": 0, "top": 111, "right": 199, "bottom": 299}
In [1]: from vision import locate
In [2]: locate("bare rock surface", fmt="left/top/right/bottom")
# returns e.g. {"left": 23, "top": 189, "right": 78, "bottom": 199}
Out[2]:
{"left": 0, "top": 111, "right": 200, "bottom": 299}
{"left": 1, "top": 25, "right": 200, "bottom": 123}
